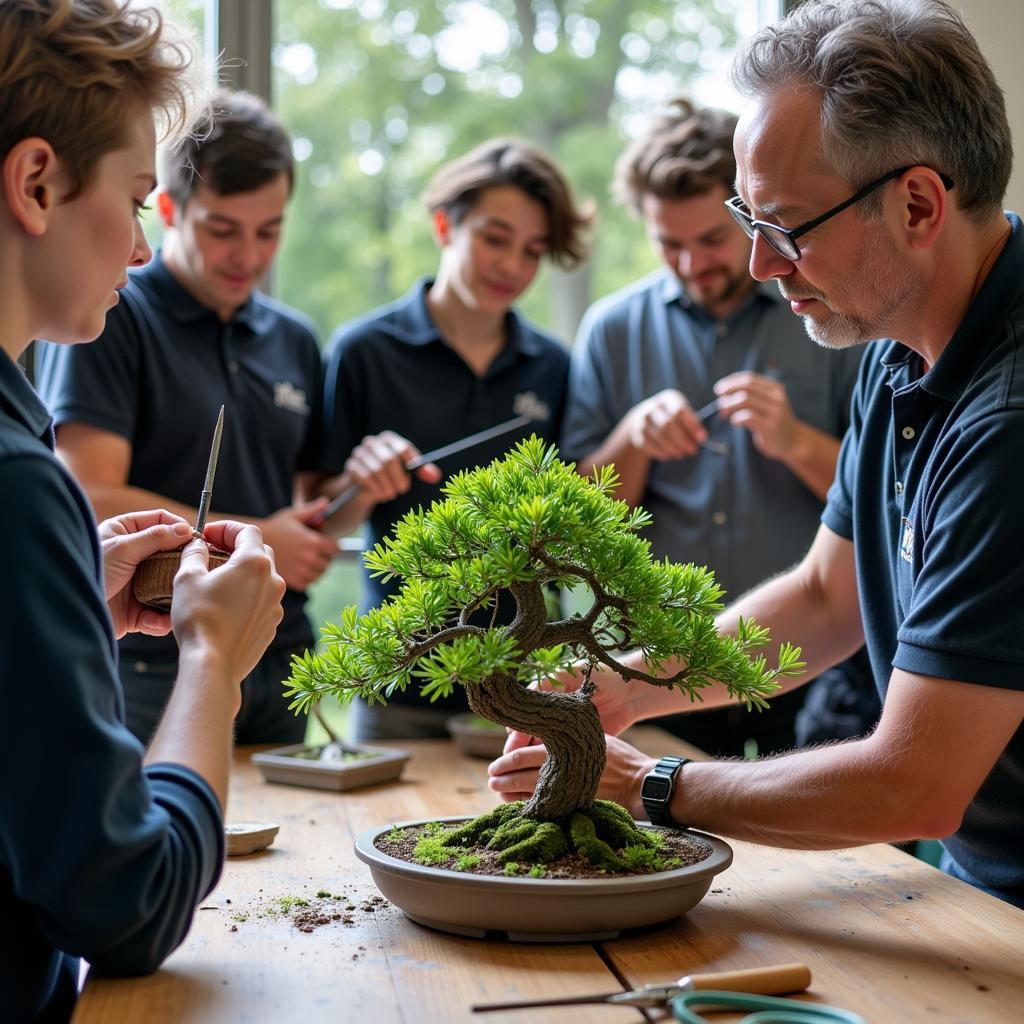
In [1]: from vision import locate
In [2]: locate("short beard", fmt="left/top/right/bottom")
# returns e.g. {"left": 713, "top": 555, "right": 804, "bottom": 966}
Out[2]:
{"left": 799, "top": 231, "right": 922, "bottom": 350}
{"left": 689, "top": 266, "right": 752, "bottom": 312}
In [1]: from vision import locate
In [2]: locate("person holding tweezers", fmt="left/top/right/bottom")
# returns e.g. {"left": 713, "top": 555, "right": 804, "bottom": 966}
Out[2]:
{"left": 0, "top": 3, "right": 285, "bottom": 1020}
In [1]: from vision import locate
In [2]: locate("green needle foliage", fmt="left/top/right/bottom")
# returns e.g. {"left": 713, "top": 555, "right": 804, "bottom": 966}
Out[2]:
{"left": 285, "top": 436, "right": 802, "bottom": 717}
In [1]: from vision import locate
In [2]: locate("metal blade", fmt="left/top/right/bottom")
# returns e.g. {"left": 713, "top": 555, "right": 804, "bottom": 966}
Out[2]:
{"left": 472, "top": 991, "right": 622, "bottom": 1012}
{"left": 318, "top": 413, "right": 531, "bottom": 524}
{"left": 194, "top": 405, "right": 225, "bottom": 535}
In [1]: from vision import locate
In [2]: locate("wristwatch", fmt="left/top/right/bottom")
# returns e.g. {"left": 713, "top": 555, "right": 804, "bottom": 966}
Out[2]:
{"left": 641, "top": 755, "right": 691, "bottom": 828}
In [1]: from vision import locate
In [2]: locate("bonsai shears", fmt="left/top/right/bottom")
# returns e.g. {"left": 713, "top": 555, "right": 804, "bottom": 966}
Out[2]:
{"left": 472, "top": 962, "right": 815, "bottom": 1011}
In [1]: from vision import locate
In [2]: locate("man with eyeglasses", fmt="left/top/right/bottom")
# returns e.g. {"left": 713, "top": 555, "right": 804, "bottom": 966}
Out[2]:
{"left": 560, "top": 97, "right": 875, "bottom": 758}
{"left": 492, "top": 0, "right": 1024, "bottom": 910}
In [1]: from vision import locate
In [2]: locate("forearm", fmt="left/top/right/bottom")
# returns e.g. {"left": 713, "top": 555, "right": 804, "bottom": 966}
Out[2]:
{"left": 604, "top": 549, "right": 862, "bottom": 725}
{"left": 576, "top": 418, "right": 651, "bottom": 507}
{"left": 144, "top": 647, "right": 239, "bottom": 809}
{"left": 717, "top": 562, "right": 863, "bottom": 684}
{"left": 776, "top": 422, "right": 841, "bottom": 502}
{"left": 661, "top": 738, "right": 944, "bottom": 849}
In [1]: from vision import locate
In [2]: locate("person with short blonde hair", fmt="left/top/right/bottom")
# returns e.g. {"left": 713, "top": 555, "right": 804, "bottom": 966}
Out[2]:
{"left": 1, "top": 4, "right": 286, "bottom": 1018}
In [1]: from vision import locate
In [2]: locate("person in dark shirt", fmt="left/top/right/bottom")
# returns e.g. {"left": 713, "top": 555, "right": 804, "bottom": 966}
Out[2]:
{"left": 37, "top": 88, "right": 339, "bottom": 745}
{"left": 492, "top": 0, "right": 1024, "bottom": 909}
{"left": 323, "top": 138, "right": 593, "bottom": 740}
{"left": 0, "top": 3, "right": 286, "bottom": 1019}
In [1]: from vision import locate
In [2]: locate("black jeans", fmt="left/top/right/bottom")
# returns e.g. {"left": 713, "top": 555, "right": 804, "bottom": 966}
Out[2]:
{"left": 118, "top": 642, "right": 310, "bottom": 746}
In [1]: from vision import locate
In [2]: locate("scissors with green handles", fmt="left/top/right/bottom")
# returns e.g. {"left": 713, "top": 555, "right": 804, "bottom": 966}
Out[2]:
{"left": 473, "top": 962, "right": 863, "bottom": 1021}
{"left": 671, "top": 990, "right": 864, "bottom": 1023}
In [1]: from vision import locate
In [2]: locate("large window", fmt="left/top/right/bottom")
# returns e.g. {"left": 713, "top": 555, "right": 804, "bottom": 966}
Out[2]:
{"left": 150, "top": 2, "right": 776, "bottom": 342}
{"left": 272, "top": 0, "right": 771, "bottom": 343}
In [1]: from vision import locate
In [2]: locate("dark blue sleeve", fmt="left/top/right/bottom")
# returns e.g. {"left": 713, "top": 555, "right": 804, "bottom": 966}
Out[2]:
{"left": 895, "top": 409, "right": 1024, "bottom": 688}
{"left": 0, "top": 454, "right": 223, "bottom": 976}
{"left": 34, "top": 294, "right": 142, "bottom": 439}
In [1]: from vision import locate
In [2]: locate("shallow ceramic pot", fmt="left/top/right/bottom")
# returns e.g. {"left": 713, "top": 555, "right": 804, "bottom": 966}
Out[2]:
{"left": 252, "top": 743, "right": 409, "bottom": 792}
{"left": 132, "top": 546, "right": 229, "bottom": 611}
{"left": 355, "top": 815, "right": 732, "bottom": 942}
{"left": 445, "top": 713, "right": 508, "bottom": 759}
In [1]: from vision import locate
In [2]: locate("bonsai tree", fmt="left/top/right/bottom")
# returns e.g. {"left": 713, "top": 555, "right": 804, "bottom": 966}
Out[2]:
{"left": 286, "top": 438, "right": 801, "bottom": 869}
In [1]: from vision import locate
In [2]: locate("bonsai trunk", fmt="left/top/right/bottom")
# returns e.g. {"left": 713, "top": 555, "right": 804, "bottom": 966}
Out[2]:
{"left": 465, "top": 675, "right": 605, "bottom": 820}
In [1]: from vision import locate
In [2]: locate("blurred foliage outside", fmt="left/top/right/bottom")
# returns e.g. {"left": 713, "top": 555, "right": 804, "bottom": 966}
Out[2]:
{"left": 272, "top": 0, "right": 748, "bottom": 343}
{"left": 157, "top": 0, "right": 753, "bottom": 341}
{"left": 155, "top": 0, "right": 756, "bottom": 738}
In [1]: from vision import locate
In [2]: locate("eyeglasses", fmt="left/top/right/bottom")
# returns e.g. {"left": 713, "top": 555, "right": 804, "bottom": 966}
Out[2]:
{"left": 724, "top": 167, "right": 955, "bottom": 262}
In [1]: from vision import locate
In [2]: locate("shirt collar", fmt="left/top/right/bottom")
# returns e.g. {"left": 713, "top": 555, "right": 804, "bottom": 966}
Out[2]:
{"left": 919, "top": 211, "right": 1024, "bottom": 402}
{"left": 0, "top": 348, "right": 53, "bottom": 442}
{"left": 132, "top": 250, "right": 266, "bottom": 333}
{"left": 393, "top": 278, "right": 545, "bottom": 357}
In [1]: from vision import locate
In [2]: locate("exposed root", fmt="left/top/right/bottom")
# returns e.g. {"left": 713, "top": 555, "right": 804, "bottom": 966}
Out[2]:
{"left": 417, "top": 800, "right": 670, "bottom": 871}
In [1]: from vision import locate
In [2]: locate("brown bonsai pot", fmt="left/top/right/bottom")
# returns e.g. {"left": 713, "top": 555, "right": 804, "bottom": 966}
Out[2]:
{"left": 132, "top": 545, "right": 229, "bottom": 611}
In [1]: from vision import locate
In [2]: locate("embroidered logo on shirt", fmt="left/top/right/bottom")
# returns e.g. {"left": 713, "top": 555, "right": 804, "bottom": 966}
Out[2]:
{"left": 899, "top": 517, "right": 914, "bottom": 565}
{"left": 513, "top": 391, "right": 550, "bottom": 423}
{"left": 273, "top": 381, "right": 311, "bottom": 415}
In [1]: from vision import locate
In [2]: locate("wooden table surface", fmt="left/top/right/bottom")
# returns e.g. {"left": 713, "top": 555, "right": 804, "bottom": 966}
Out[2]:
{"left": 73, "top": 728, "right": 1024, "bottom": 1023}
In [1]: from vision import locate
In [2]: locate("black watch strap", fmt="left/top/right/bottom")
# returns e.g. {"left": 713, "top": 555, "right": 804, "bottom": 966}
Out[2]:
{"left": 641, "top": 755, "right": 691, "bottom": 828}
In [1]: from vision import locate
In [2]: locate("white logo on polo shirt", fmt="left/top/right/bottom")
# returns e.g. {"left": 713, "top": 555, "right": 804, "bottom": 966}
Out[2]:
{"left": 273, "top": 381, "right": 311, "bottom": 415}
{"left": 900, "top": 517, "right": 914, "bottom": 564}
{"left": 513, "top": 391, "right": 550, "bottom": 423}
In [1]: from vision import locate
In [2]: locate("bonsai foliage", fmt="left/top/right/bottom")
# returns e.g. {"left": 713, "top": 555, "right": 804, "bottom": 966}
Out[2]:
{"left": 286, "top": 438, "right": 802, "bottom": 868}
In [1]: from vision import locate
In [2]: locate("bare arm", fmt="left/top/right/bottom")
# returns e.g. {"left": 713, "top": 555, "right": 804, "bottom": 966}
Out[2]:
{"left": 493, "top": 524, "right": 865, "bottom": 787}
{"left": 143, "top": 521, "right": 286, "bottom": 806}
{"left": 593, "top": 524, "right": 865, "bottom": 728}
{"left": 600, "top": 669, "right": 1024, "bottom": 849}
{"left": 56, "top": 422, "right": 339, "bottom": 590}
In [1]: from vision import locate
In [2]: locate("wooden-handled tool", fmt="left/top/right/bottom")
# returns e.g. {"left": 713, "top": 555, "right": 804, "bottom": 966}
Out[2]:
{"left": 471, "top": 962, "right": 812, "bottom": 1011}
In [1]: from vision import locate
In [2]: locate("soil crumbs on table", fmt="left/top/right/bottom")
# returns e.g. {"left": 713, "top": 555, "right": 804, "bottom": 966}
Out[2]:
{"left": 218, "top": 885, "right": 390, "bottom": 935}
{"left": 377, "top": 823, "right": 712, "bottom": 880}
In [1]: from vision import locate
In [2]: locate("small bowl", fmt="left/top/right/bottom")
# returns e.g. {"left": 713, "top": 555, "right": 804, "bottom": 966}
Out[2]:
{"left": 446, "top": 713, "right": 508, "bottom": 759}
{"left": 132, "top": 545, "right": 229, "bottom": 611}
{"left": 225, "top": 821, "right": 279, "bottom": 856}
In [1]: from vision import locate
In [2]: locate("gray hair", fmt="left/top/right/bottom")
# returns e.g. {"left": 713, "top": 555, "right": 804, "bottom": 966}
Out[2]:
{"left": 731, "top": 0, "right": 1011, "bottom": 222}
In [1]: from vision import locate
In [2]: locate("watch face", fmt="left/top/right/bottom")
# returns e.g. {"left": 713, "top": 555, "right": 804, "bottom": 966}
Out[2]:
{"left": 642, "top": 775, "right": 671, "bottom": 800}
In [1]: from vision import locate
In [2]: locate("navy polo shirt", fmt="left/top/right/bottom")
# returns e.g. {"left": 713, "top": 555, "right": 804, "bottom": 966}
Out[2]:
{"left": 562, "top": 269, "right": 863, "bottom": 601}
{"left": 823, "top": 213, "right": 1024, "bottom": 907}
{"left": 0, "top": 349, "right": 223, "bottom": 1021}
{"left": 36, "top": 250, "right": 326, "bottom": 657}
{"left": 323, "top": 278, "right": 569, "bottom": 707}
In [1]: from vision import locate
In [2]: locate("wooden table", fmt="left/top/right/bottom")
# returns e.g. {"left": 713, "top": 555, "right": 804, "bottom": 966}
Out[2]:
{"left": 73, "top": 728, "right": 1024, "bottom": 1023}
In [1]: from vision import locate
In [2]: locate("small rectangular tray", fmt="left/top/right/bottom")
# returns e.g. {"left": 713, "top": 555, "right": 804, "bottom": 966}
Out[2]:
{"left": 251, "top": 743, "right": 409, "bottom": 792}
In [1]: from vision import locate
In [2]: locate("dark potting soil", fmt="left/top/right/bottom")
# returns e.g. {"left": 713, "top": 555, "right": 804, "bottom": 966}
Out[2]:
{"left": 376, "top": 822, "right": 713, "bottom": 880}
